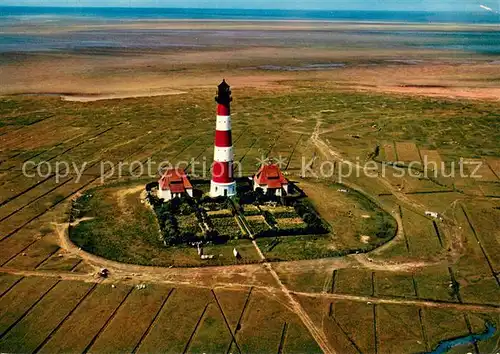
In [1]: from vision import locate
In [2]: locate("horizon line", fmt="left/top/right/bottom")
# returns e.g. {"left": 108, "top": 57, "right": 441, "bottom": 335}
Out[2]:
{"left": 0, "top": 5, "right": 485, "bottom": 13}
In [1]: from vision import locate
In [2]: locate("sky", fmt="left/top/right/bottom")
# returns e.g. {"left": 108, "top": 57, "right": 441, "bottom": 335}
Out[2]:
{"left": 0, "top": 0, "right": 494, "bottom": 11}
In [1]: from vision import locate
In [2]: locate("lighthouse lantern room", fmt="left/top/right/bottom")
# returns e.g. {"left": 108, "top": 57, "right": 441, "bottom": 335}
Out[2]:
{"left": 210, "top": 80, "right": 237, "bottom": 197}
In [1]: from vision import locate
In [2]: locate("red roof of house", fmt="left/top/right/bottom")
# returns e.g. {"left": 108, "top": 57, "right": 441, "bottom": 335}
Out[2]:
{"left": 254, "top": 164, "right": 288, "bottom": 189}
{"left": 159, "top": 168, "right": 193, "bottom": 193}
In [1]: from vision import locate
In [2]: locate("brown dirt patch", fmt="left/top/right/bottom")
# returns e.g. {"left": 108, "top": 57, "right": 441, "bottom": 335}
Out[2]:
{"left": 115, "top": 185, "right": 146, "bottom": 212}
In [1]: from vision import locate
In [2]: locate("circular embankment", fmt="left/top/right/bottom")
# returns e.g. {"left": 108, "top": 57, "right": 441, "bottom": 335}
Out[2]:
{"left": 67, "top": 179, "right": 397, "bottom": 268}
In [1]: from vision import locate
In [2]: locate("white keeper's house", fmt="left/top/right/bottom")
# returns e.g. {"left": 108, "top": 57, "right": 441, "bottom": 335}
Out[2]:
{"left": 253, "top": 164, "right": 289, "bottom": 196}
{"left": 158, "top": 168, "right": 193, "bottom": 201}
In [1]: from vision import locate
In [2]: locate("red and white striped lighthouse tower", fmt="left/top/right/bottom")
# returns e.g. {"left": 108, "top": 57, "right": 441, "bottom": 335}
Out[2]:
{"left": 210, "top": 79, "right": 237, "bottom": 197}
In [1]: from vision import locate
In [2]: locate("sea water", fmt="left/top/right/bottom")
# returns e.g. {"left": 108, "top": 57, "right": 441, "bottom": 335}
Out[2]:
{"left": 0, "top": 7, "right": 499, "bottom": 54}
{"left": 426, "top": 322, "right": 497, "bottom": 354}
{"left": 1, "top": 7, "right": 500, "bottom": 23}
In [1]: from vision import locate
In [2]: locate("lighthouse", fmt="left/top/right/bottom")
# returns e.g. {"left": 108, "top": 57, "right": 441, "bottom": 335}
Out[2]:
{"left": 210, "top": 80, "right": 237, "bottom": 198}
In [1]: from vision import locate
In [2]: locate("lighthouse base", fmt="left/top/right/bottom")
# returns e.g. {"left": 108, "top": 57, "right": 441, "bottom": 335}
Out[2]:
{"left": 210, "top": 181, "right": 237, "bottom": 198}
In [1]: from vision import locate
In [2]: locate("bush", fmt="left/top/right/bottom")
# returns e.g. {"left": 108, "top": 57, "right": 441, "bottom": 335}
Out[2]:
{"left": 293, "top": 200, "right": 328, "bottom": 234}
{"left": 210, "top": 217, "right": 241, "bottom": 239}
{"left": 179, "top": 203, "right": 194, "bottom": 215}
{"left": 272, "top": 211, "right": 299, "bottom": 218}
{"left": 242, "top": 205, "right": 261, "bottom": 216}
{"left": 146, "top": 192, "right": 161, "bottom": 208}
{"left": 239, "top": 189, "right": 282, "bottom": 206}
{"left": 247, "top": 220, "right": 270, "bottom": 236}
{"left": 154, "top": 199, "right": 198, "bottom": 246}
{"left": 162, "top": 217, "right": 179, "bottom": 246}
{"left": 70, "top": 192, "right": 99, "bottom": 221}
{"left": 373, "top": 212, "right": 397, "bottom": 239}
{"left": 262, "top": 210, "right": 277, "bottom": 228}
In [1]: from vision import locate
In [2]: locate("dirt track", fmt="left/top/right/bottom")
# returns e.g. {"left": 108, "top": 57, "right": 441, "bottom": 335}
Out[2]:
{"left": 0, "top": 117, "right": 485, "bottom": 351}
{"left": 0, "top": 110, "right": 495, "bottom": 352}
{"left": 308, "top": 116, "right": 470, "bottom": 274}
{"left": 37, "top": 114, "right": 468, "bottom": 290}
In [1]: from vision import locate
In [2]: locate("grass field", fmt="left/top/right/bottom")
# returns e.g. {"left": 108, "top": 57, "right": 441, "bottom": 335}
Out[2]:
{"left": 235, "top": 291, "right": 321, "bottom": 353}
{"left": 376, "top": 304, "right": 426, "bottom": 353}
{"left": 0, "top": 280, "right": 92, "bottom": 353}
{"left": 88, "top": 285, "right": 171, "bottom": 353}
{"left": 37, "top": 283, "right": 132, "bottom": 354}
{"left": 331, "top": 300, "right": 376, "bottom": 353}
{"left": 1, "top": 78, "right": 500, "bottom": 353}
{"left": 395, "top": 141, "right": 421, "bottom": 163}
{"left": 374, "top": 271, "right": 416, "bottom": 298}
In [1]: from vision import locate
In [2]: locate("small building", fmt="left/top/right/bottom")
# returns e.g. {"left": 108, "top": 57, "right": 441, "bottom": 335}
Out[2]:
{"left": 158, "top": 168, "right": 193, "bottom": 201}
{"left": 425, "top": 211, "right": 439, "bottom": 219}
{"left": 253, "top": 164, "right": 289, "bottom": 197}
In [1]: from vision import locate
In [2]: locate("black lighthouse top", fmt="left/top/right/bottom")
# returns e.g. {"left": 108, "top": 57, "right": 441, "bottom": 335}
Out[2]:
{"left": 215, "top": 79, "right": 232, "bottom": 106}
